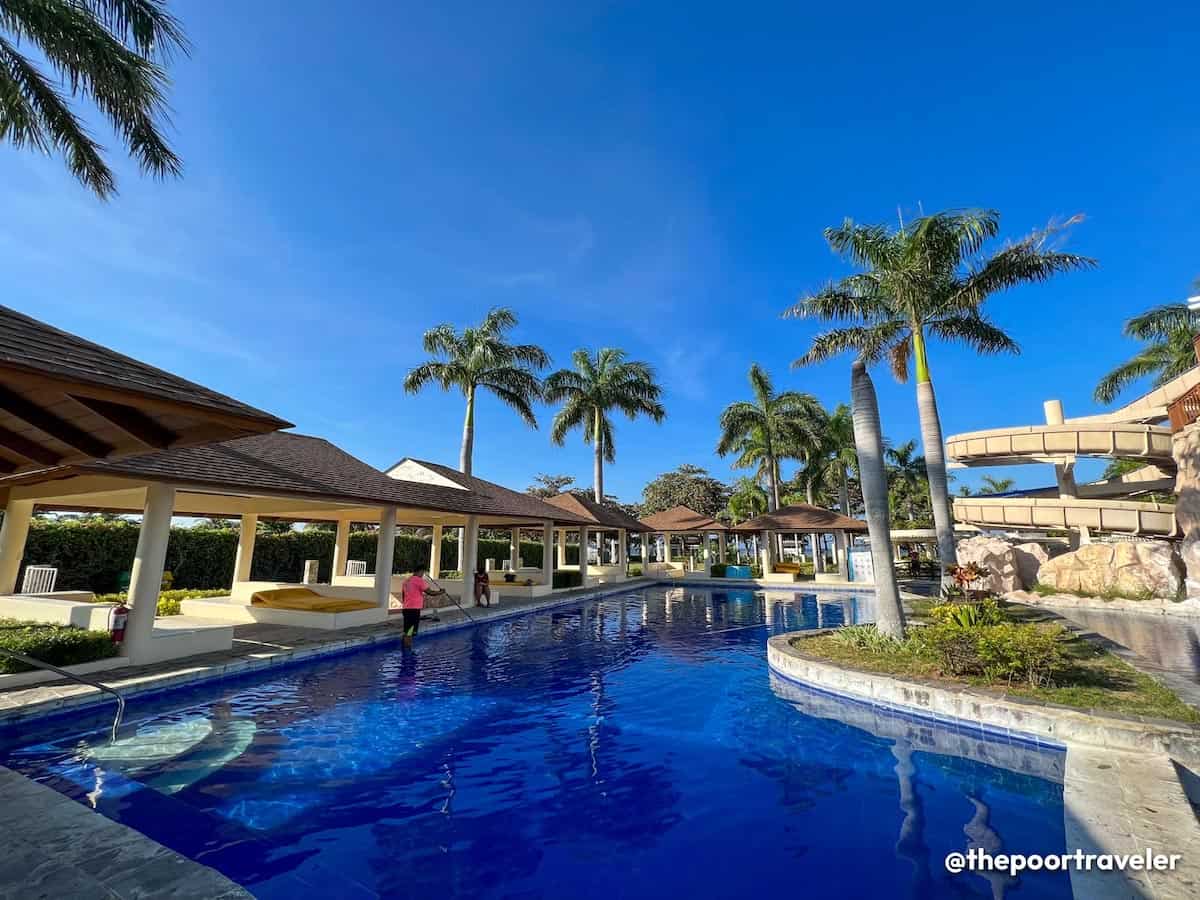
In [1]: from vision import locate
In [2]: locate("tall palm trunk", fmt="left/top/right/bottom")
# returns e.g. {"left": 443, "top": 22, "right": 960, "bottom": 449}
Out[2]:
{"left": 911, "top": 327, "right": 956, "bottom": 576}
{"left": 839, "top": 468, "right": 850, "bottom": 515}
{"left": 765, "top": 455, "right": 779, "bottom": 512}
{"left": 459, "top": 385, "right": 476, "bottom": 475}
{"left": 593, "top": 409, "right": 604, "bottom": 502}
{"left": 851, "top": 361, "right": 905, "bottom": 640}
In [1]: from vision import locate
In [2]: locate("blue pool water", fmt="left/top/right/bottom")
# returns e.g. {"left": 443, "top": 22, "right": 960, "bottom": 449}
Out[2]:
{"left": 1, "top": 586, "right": 1072, "bottom": 899}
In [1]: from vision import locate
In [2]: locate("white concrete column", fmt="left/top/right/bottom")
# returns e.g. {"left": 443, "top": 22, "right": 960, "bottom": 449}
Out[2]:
{"left": 812, "top": 533, "right": 826, "bottom": 574}
{"left": 510, "top": 526, "right": 520, "bottom": 569}
{"left": 374, "top": 506, "right": 397, "bottom": 609}
{"left": 233, "top": 513, "right": 258, "bottom": 584}
{"left": 123, "top": 484, "right": 175, "bottom": 663}
{"left": 430, "top": 524, "right": 443, "bottom": 576}
{"left": 759, "top": 529, "right": 774, "bottom": 573}
{"left": 542, "top": 519, "right": 554, "bottom": 586}
{"left": 456, "top": 527, "right": 465, "bottom": 571}
{"left": 579, "top": 525, "right": 590, "bottom": 583}
{"left": 461, "top": 515, "right": 479, "bottom": 598}
{"left": 618, "top": 529, "right": 627, "bottom": 567}
{"left": 664, "top": 531, "right": 674, "bottom": 564}
{"left": 0, "top": 498, "right": 34, "bottom": 594}
{"left": 834, "top": 531, "right": 847, "bottom": 574}
{"left": 718, "top": 532, "right": 727, "bottom": 563}
{"left": 701, "top": 533, "right": 712, "bottom": 573}
{"left": 556, "top": 528, "right": 566, "bottom": 567}
{"left": 331, "top": 518, "right": 351, "bottom": 579}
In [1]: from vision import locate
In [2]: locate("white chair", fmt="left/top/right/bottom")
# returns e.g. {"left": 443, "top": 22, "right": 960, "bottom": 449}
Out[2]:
{"left": 345, "top": 560, "right": 368, "bottom": 576}
{"left": 20, "top": 565, "right": 58, "bottom": 594}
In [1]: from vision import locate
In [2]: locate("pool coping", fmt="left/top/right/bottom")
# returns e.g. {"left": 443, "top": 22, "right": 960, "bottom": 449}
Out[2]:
{"left": 767, "top": 632, "right": 1200, "bottom": 763}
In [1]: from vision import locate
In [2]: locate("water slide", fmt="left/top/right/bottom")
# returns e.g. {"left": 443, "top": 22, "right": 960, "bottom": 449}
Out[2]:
{"left": 945, "top": 368, "right": 1200, "bottom": 539}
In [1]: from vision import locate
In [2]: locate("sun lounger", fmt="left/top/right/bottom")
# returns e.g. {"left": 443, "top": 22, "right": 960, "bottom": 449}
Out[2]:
{"left": 250, "top": 587, "right": 375, "bottom": 613}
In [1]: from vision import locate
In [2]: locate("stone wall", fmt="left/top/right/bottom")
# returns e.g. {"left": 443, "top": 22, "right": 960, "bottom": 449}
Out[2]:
{"left": 1036, "top": 542, "right": 1183, "bottom": 599}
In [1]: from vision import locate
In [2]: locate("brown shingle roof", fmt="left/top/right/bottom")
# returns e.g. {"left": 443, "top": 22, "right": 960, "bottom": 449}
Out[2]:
{"left": 0, "top": 306, "right": 290, "bottom": 429}
{"left": 389, "top": 459, "right": 591, "bottom": 525}
{"left": 730, "top": 504, "right": 867, "bottom": 532}
{"left": 544, "top": 493, "right": 650, "bottom": 531}
{"left": 639, "top": 505, "right": 729, "bottom": 532}
{"left": 0, "top": 435, "right": 589, "bottom": 523}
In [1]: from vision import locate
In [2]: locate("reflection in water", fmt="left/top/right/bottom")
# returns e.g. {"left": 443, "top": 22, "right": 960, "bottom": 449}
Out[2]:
{"left": 3, "top": 587, "right": 1070, "bottom": 900}
{"left": 965, "top": 795, "right": 1016, "bottom": 899}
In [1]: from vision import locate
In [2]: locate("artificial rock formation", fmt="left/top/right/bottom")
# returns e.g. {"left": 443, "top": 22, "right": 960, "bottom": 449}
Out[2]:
{"left": 955, "top": 536, "right": 1023, "bottom": 594}
{"left": 1012, "top": 542, "right": 1049, "bottom": 590}
{"left": 1036, "top": 541, "right": 1183, "bottom": 599}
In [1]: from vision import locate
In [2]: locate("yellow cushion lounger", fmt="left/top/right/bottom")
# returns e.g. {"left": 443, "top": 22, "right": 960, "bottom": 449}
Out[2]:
{"left": 250, "top": 588, "right": 375, "bottom": 613}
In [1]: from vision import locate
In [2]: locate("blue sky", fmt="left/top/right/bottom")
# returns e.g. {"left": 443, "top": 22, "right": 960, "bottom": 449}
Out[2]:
{"left": 4, "top": 0, "right": 1199, "bottom": 502}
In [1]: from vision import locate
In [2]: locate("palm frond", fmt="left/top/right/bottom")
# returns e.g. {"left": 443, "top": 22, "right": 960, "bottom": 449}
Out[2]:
{"left": 83, "top": 0, "right": 189, "bottom": 58}
{"left": 1123, "top": 303, "right": 1199, "bottom": 342}
{"left": 927, "top": 313, "right": 1020, "bottom": 356}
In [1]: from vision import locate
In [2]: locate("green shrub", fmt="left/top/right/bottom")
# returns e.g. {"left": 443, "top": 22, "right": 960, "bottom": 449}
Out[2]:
{"left": 750, "top": 565, "right": 763, "bottom": 579}
{"left": 627, "top": 565, "right": 643, "bottom": 577}
{"left": 92, "top": 588, "right": 228, "bottom": 617}
{"left": 929, "top": 598, "right": 1005, "bottom": 628}
{"left": 553, "top": 570, "right": 583, "bottom": 590}
{"left": 919, "top": 621, "right": 1066, "bottom": 686}
{"left": 830, "top": 624, "right": 899, "bottom": 653}
{"left": 709, "top": 563, "right": 727, "bottom": 578}
{"left": 0, "top": 619, "right": 119, "bottom": 674}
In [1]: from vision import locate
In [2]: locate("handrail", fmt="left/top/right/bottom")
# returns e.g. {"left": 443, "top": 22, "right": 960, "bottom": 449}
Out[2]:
{"left": 0, "top": 649, "right": 125, "bottom": 742}
{"left": 1168, "top": 381, "right": 1200, "bottom": 433}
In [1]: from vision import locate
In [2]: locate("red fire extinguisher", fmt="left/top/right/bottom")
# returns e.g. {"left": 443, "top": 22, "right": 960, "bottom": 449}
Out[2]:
{"left": 110, "top": 603, "right": 129, "bottom": 644}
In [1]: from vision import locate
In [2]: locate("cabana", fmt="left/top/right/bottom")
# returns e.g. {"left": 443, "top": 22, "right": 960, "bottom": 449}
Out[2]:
{"left": 0, "top": 305, "right": 290, "bottom": 475}
{"left": 638, "top": 506, "right": 730, "bottom": 576}
{"left": 543, "top": 493, "right": 650, "bottom": 584}
{"left": 0, "top": 434, "right": 590, "bottom": 664}
{"left": 731, "top": 504, "right": 867, "bottom": 583}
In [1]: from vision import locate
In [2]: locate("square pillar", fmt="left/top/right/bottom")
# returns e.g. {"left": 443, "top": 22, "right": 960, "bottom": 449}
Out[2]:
{"left": 374, "top": 506, "right": 397, "bottom": 609}
{"left": 717, "top": 532, "right": 727, "bottom": 563}
{"left": 759, "top": 529, "right": 774, "bottom": 574}
{"left": 556, "top": 528, "right": 566, "bottom": 567}
{"left": 430, "top": 523, "right": 443, "bottom": 576}
{"left": 617, "top": 529, "right": 627, "bottom": 567}
{"left": 331, "top": 518, "right": 352, "bottom": 578}
{"left": 233, "top": 513, "right": 258, "bottom": 583}
{"left": 542, "top": 519, "right": 554, "bottom": 586}
{"left": 811, "top": 533, "right": 825, "bottom": 574}
{"left": 0, "top": 498, "right": 34, "bottom": 594}
{"left": 664, "top": 531, "right": 674, "bottom": 564}
{"left": 461, "top": 515, "right": 480, "bottom": 599}
{"left": 834, "top": 531, "right": 847, "bottom": 575}
{"left": 510, "top": 526, "right": 520, "bottom": 570}
{"left": 123, "top": 484, "right": 175, "bottom": 663}
{"left": 579, "top": 525, "right": 590, "bottom": 583}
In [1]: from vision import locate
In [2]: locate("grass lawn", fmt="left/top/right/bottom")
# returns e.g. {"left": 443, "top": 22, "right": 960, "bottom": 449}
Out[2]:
{"left": 794, "top": 599, "right": 1200, "bottom": 725}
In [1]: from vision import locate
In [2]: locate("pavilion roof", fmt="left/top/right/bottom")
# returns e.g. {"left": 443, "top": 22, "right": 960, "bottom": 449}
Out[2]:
{"left": 730, "top": 504, "right": 868, "bottom": 533}
{"left": 544, "top": 493, "right": 650, "bottom": 531}
{"left": 1, "top": 435, "right": 589, "bottom": 524}
{"left": 638, "top": 505, "right": 729, "bottom": 532}
{"left": 0, "top": 306, "right": 291, "bottom": 473}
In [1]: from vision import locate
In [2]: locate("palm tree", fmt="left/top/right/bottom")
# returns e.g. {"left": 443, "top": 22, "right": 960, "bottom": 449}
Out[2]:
{"left": 788, "top": 209, "right": 1094, "bottom": 571}
{"left": 979, "top": 475, "right": 1015, "bottom": 494}
{"left": 717, "top": 364, "right": 824, "bottom": 512}
{"left": 809, "top": 403, "right": 856, "bottom": 514}
{"left": 726, "top": 477, "right": 768, "bottom": 524}
{"left": 850, "top": 360, "right": 905, "bottom": 639}
{"left": 544, "top": 348, "right": 665, "bottom": 502}
{"left": 885, "top": 440, "right": 926, "bottom": 523}
{"left": 1, "top": 0, "right": 188, "bottom": 198}
{"left": 404, "top": 307, "right": 549, "bottom": 475}
{"left": 1094, "top": 302, "right": 1200, "bottom": 404}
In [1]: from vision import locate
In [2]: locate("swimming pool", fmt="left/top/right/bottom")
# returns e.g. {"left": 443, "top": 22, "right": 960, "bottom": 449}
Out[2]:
{"left": 2, "top": 586, "right": 1072, "bottom": 898}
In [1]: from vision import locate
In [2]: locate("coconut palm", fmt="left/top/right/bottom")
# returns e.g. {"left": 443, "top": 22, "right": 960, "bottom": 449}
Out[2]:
{"left": 717, "top": 364, "right": 824, "bottom": 512}
{"left": 885, "top": 439, "right": 927, "bottom": 523}
{"left": 544, "top": 348, "right": 665, "bottom": 502}
{"left": 850, "top": 360, "right": 905, "bottom": 639}
{"left": 806, "top": 403, "right": 856, "bottom": 514}
{"left": 979, "top": 475, "right": 1015, "bottom": 494}
{"left": 1094, "top": 302, "right": 1200, "bottom": 404}
{"left": 788, "top": 209, "right": 1094, "bottom": 572}
{"left": 404, "top": 307, "right": 549, "bottom": 475}
{"left": 726, "top": 477, "right": 768, "bottom": 524}
{"left": 1, "top": 0, "right": 188, "bottom": 198}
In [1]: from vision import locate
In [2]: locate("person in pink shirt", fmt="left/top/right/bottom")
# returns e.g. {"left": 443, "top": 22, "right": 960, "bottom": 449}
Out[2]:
{"left": 400, "top": 564, "right": 444, "bottom": 648}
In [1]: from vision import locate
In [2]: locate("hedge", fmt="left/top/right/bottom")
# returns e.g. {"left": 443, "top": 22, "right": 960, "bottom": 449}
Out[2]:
{"left": 0, "top": 619, "right": 119, "bottom": 675}
{"left": 17, "top": 519, "right": 569, "bottom": 594}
